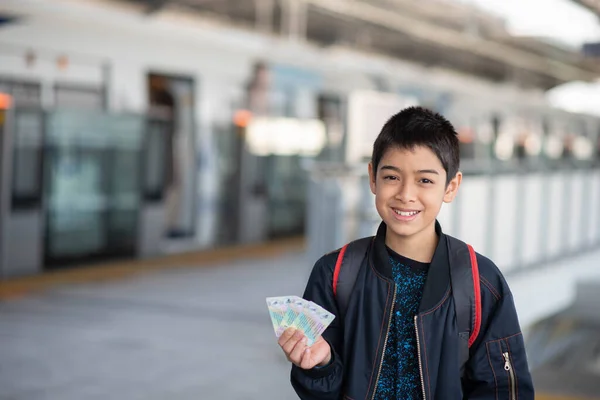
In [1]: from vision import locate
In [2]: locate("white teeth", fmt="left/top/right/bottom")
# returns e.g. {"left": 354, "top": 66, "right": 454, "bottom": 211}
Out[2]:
{"left": 395, "top": 210, "right": 419, "bottom": 216}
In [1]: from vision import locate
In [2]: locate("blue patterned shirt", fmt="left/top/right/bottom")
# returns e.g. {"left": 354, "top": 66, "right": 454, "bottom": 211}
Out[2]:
{"left": 374, "top": 247, "right": 429, "bottom": 400}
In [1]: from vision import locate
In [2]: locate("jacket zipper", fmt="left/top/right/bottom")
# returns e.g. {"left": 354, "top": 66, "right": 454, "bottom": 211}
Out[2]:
{"left": 415, "top": 315, "right": 427, "bottom": 400}
{"left": 370, "top": 284, "right": 397, "bottom": 400}
{"left": 503, "top": 352, "right": 517, "bottom": 400}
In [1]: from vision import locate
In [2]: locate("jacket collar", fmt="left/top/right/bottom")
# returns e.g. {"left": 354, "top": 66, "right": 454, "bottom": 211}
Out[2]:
{"left": 370, "top": 220, "right": 451, "bottom": 313}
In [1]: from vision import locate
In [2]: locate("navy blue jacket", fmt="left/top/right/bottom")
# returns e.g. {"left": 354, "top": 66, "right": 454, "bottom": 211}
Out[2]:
{"left": 291, "top": 222, "right": 534, "bottom": 399}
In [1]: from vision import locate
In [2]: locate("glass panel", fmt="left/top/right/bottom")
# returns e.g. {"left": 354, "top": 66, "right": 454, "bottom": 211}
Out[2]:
{"left": 107, "top": 115, "right": 144, "bottom": 253}
{"left": 12, "top": 109, "right": 43, "bottom": 208}
{"left": 143, "top": 118, "right": 169, "bottom": 201}
{"left": 213, "top": 123, "right": 241, "bottom": 245}
{"left": 266, "top": 154, "right": 307, "bottom": 237}
{"left": 317, "top": 95, "right": 345, "bottom": 162}
{"left": 110, "top": 115, "right": 143, "bottom": 255}
{"left": 44, "top": 110, "right": 143, "bottom": 264}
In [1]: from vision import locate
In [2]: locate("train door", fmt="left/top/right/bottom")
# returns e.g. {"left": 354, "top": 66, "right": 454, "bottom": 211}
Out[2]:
{"left": 147, "top": 73, "right": 197, "bottom": 240}
{"left": 0, "top": 79, "right": 45, "bottom": 277}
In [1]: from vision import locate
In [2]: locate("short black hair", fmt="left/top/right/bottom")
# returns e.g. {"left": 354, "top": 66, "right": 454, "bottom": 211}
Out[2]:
{"left": 371, "top": 106, "right": 460, "bottom": 185}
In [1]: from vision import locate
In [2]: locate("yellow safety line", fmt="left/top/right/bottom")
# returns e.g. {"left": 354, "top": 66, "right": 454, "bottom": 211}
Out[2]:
{"left": 0, "top": 236, "right": 305, "bottom": 300}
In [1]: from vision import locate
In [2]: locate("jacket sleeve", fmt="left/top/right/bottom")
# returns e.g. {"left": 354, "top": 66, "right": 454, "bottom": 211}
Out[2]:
{"left": 464, "top": 258, "right": 535, "bottom": 400}
{"left": 290, "top": 253, "right": 344, "bottom": 400}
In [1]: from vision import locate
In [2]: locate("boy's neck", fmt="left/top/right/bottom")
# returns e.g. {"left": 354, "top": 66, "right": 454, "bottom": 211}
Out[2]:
{"left": 384, "top": 223, "right": 439, "bottom": 264}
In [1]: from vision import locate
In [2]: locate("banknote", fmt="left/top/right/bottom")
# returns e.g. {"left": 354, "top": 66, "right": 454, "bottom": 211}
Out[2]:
{"left": 266, "top": 296, "right": 335, "bottom": 346}
{"left": 266, "top": 296, "right": 289, "bottom": 335}
{"left": 280, "top": 297, "right": 306, "bottom": 335}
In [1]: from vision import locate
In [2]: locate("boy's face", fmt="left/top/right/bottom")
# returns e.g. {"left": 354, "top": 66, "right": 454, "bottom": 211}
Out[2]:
{"left": 368, "top": 145, "right": 461, "bottom": 242}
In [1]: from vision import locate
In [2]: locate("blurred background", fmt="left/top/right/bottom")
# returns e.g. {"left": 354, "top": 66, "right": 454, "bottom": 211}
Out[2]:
{"left": 1, "top": 0, "right": 600, "bottom": 398}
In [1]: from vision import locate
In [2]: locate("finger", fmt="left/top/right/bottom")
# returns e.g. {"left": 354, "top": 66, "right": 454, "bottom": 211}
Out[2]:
{"left": 281, "top": 329, "right": 305, "bottom": 355}
{"left": 282, "top": 333, "right": 303, "bottom": 356}
{"left": 278, "top": 328, "right": 296, "bottom": 347}
{"left": 300, "top": 347, "right": 313, "bottom": 369}
{"left": 289, "top": 337, "right": 308, "bottom": 365}
{"left": 277, "top": 328, "right": 296, "bottom": 348}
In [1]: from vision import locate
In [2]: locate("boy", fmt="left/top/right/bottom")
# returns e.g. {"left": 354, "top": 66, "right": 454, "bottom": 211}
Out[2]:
{"left": 278, "top": 107, "right": 534, "bottom": 399}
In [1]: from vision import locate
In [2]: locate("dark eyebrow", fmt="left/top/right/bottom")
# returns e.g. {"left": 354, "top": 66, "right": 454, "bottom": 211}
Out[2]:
{"left": 417, "top": 169, "right": 439, "bottom": 175}
{"left": 380, "top": 165, "right": 402, "bottom": 173}
{"left": 380, "top": 165, "right": 439, "bottom": 175}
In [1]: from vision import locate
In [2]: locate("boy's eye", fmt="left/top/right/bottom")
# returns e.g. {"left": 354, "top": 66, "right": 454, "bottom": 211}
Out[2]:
{"left": 420, "top": 178, "right": 434, "bottom": 184}
{"left": 383, "top": 175, "right": 398, "bottom": 181}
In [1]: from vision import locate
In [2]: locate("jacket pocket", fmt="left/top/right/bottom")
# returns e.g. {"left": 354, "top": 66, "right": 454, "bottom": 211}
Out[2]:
{"left": 486, "top": 334, "right": 524, "bottom": 400}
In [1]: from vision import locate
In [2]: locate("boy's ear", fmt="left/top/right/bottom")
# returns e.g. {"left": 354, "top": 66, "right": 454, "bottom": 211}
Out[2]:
{"left": 368, "top": 162, "right": 377, "bottom": 195}
{"left": 443, "top": 172, "right": 462, "bottom": 203}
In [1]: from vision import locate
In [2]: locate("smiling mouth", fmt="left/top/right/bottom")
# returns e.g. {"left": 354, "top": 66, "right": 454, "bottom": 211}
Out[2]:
{"left": 393, "top": 209, "right": 421, "bottom": 217}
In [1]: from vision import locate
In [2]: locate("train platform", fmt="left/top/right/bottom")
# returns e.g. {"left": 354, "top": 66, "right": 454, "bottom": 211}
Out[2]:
{"left": 0, "top": 239, "right": 599, "bottom": 400}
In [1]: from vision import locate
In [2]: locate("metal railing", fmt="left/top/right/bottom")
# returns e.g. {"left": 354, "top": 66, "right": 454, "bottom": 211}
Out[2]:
{"left": 306, "top": 160, "right": 600, "bottom": 274}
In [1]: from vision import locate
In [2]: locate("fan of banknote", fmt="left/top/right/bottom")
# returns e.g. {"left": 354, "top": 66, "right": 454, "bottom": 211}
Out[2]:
{"left": 266, "top": 296, "right": 335, "bottom": 346}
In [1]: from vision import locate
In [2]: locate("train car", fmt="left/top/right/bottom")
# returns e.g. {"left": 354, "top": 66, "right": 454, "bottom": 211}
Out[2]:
{"left": 0, "top": 0, "right": 598, "bottom": 277}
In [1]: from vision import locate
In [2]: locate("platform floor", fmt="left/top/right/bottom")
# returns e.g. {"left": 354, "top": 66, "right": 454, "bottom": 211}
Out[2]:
{"left": 0, "top": 242, "right": 598, "bottom": 399}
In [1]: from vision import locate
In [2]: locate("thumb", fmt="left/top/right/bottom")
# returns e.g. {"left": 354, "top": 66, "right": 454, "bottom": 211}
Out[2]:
{"left": 300, "top": 348, "right": 315, "bottom": 370}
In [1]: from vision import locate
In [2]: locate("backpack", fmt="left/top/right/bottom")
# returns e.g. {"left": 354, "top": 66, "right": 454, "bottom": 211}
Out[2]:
{"left": 332, "top": 236, "right": 481, "bottom": 378}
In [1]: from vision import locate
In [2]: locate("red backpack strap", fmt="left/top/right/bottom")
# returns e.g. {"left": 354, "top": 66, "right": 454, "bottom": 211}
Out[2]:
{"left": 447, "top": 236, "right": 481, "bottom": 378}
{"left": 332, "top": 237, "right": 372, "bottom": 319}
{"left": 333, "top": 244, "right": 349, "bottom": 297}
{"left": 467, "top": 244, "right": 482, "bottom": 347}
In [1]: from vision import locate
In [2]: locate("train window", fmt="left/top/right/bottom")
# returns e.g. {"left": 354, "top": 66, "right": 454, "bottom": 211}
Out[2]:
{"left": 572, "top": 136, "right": 594, "bottom": 160}
{"left": 0, "top": 79, "right": 41, "bottom": 107}
{"left": 491, "top": 115, "right": 501, "bottom": 141}
{"left": 11, "top": 109, "right": 44, "bottom": 209}
{"left": 54, "top": 83, "right": 105, "bottom": 110}
{"left": 542, "top": 118, "right": 550, "bottom": 137}
{"left": 523, "top": 133, "right": 543, "bottom": 157}
{"left": 545, "top": 134, "right": 564, "bottom": 160}
{"left": 494, "top": 133, "right": 514, "bottom": 161}
{"left": 143, "top": 117, "right": 169, "bottom": 201}
{"left": 597, "top": 128, "right": 600, "bottom": 159}
{"left": 458, "top": 126, "right": 476, "bottom": 159}
{"left": 317, "top": 95, "right": 344, "bottom": 162}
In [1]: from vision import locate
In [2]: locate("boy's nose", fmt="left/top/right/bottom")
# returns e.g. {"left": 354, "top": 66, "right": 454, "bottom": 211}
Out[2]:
{"left": 396, "top": 183, "right": 416, "bottom": 203}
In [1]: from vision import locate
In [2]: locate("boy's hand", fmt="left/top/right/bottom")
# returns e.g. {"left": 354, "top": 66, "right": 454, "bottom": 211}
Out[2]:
{"left": 278, "top": 328, "right": 332, "bottom": 370}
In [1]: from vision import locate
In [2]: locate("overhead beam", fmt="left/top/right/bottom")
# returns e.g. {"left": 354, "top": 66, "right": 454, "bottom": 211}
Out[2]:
{"left": 254, "top": 0, "right": 275, "bottom": 33}
{"left": 571, "top": 0, "right": 600, "bottom": 16}
{"left": 280, "top": 0, "right": 307, "bottom": 41}
{"left": 149, "top": 0, "right": 223, "bottom": 14}
{"left": 305, "top": 0, "right": 599, "bottom": 83}
{"left": 144, "top": 0, "right": 171, "bottom": 14}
